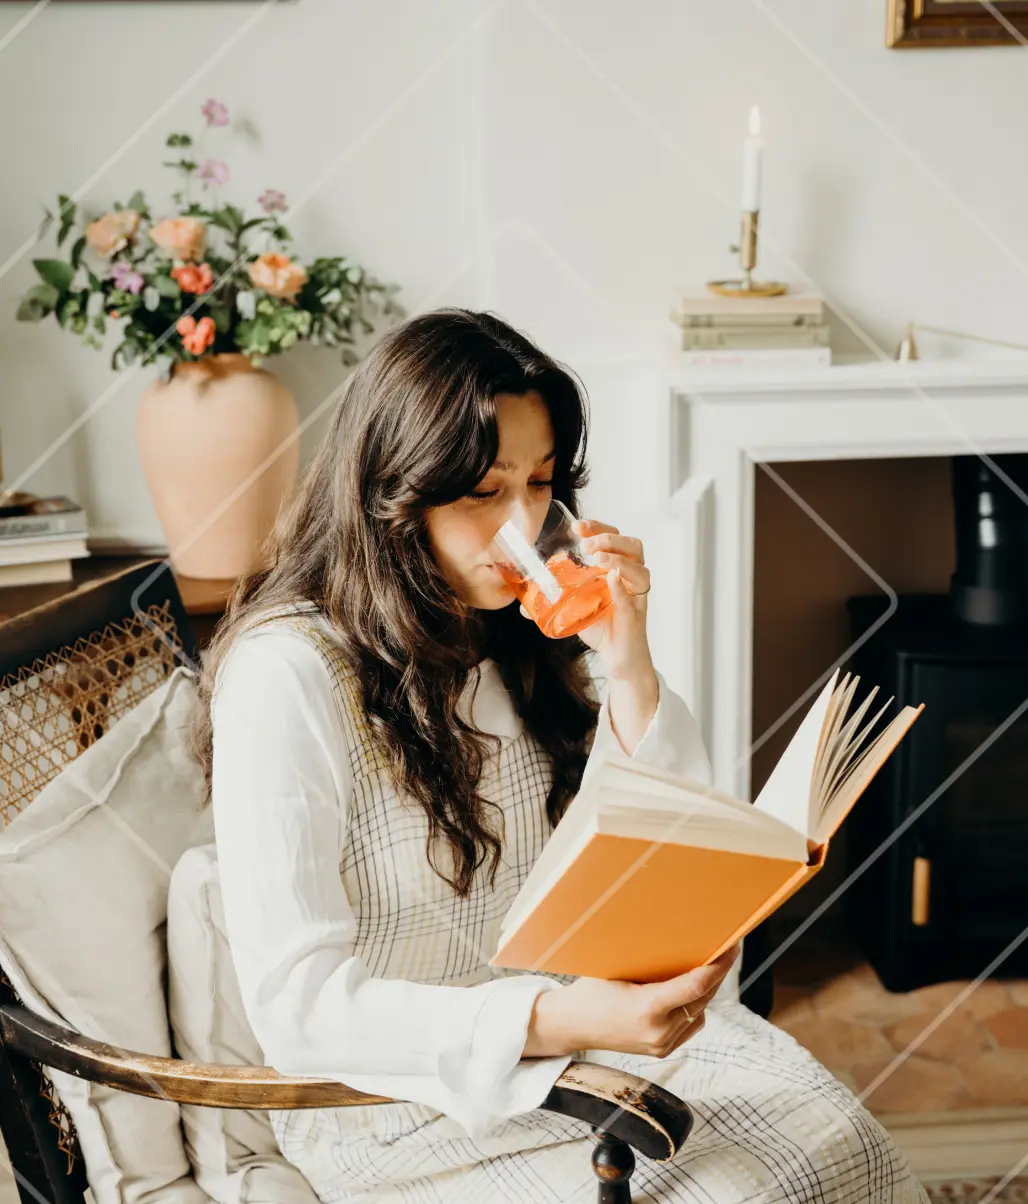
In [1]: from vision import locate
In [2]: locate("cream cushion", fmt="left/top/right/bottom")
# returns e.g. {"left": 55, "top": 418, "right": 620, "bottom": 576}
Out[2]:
{"left": 167, "top": 844, "right": 318, "bottom": 1204}
{"left": 0, "top": 667, "right": 211, "bottom": 1204}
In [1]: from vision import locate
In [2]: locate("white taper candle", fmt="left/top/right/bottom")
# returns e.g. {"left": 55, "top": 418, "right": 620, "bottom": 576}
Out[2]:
{"left": 740, "top": 105, "right": 762, "bottom": 212}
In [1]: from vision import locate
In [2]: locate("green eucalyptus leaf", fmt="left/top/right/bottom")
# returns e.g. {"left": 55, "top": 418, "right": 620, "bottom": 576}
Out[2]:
{"left": 16, "top": 298, "right": 47, "bottom": 322}
{"left": 114, "top": 341, "right": 139, "bottom": 369}
{"left": 34, "top": 258, "right": 75, "bottom": 293}
{"left": 56, "top": 196, "right": 76, "bottom": 247}
{"left": 27, "top": 282, "right": 60, "bottom": 310}
{"left": 127, "top": 190, "right": 146, "bottom": 213}
{"left": 153, "top": 353, "right": 175, "bottom": 381}
{"left": 142, "top": 286, "right": 160, "bottom": 312}
{"left": 70, "top": 235, "right": 87, "bottom": 270}
{"left": 154, "top": 275, "right": 181, "bottom": 299}
{"left": 249, "top": 320, "right": 271, "bottom": 353}
{"left": 235, "top": 290, "right": 256, "bottom": 320}
{"left": 208, "top": 304, "right": 231, "bottom": 334}
{"left": 209, "top": 205, "right": 244, "bottom": 237}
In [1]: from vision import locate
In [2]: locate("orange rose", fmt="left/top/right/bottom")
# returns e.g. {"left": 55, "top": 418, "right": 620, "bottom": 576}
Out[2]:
{"left": 85, "top": 210, "right": 140, "bottom": 257}
{"left": 248, "top": 252, "right": 308, "bottom": 300}
{"left": 171, "top": 262, "right": 214, "bottom": 294}
{"left": 150, "top": 217, "right": 206, "bottom": 262}
{"left": 176, "top": 314, "right": 216, "bottom": 356}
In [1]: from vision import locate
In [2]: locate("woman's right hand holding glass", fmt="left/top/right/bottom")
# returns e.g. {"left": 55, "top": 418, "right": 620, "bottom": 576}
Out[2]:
{"left": 522, "top": 944, "right": 739, "bottom": 1060}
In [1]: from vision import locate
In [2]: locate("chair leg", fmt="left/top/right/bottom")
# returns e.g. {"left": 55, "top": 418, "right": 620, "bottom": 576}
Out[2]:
{"left": 591, "top": 1127, "right": 634, "bottom": 1203}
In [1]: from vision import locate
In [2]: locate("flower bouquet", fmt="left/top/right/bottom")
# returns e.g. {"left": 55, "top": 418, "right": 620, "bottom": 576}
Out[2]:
{"left": 16, "top": 98, "right": 403, "bottom": 378}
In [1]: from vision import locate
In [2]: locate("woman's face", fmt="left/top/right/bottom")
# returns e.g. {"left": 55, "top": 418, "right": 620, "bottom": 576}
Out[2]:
{"left": 425, "top": 390, "right": 556, "bottom": 610}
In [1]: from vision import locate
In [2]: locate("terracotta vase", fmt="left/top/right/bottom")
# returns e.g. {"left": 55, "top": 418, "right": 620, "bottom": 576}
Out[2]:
{"left": 136, "top": 354, "right": 299, "bottom": 580}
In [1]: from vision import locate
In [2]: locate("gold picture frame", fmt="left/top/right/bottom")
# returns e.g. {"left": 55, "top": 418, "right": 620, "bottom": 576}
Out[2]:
{"left": 887, "top": 0, "right": 1028, "bottom": 46}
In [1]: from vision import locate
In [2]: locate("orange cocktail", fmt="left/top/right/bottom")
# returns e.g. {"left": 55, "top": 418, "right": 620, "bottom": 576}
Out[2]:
{"left": 498, "top": 549, "right": 613, "bottom": 639}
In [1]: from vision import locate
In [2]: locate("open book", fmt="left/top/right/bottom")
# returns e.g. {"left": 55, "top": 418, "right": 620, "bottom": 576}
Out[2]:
{"left": 490, "top": 670, "right": 923, "bottom": 983}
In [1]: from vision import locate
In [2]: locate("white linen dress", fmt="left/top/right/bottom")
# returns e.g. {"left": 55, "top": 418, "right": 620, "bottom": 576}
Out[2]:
{"left": 210, "top": 605, "right": 928, "bottom": 1204}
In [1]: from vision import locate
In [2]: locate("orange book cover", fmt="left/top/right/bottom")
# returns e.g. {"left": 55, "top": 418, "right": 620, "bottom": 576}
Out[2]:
{"left": 491, "top": 672, "right": 922, "bottom": 984}
{"left": 491, "top": 836, "right": 825, "bottom": 983}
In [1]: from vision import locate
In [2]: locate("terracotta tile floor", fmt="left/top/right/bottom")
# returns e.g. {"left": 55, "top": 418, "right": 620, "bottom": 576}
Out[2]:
{"left": 771, "top": 933, "right": 1028, "bottom": 1114}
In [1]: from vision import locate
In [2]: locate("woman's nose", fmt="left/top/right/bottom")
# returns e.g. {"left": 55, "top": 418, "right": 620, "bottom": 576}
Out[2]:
{"left": 500, "top": 491, "right": 548, "bottom": 542}
{"left": 501, "top": 494, "right": 532, "bottom": 535}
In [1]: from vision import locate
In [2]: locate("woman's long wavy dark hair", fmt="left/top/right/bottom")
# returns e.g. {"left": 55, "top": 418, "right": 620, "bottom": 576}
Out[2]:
{"left": 193, "top": 308, "right": 601, "bottom": 896}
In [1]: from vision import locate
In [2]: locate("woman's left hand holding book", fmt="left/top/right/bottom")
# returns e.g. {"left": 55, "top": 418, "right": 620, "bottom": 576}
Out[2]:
{"left": 521, "top": 945, "right": 740, "bottom": 1060}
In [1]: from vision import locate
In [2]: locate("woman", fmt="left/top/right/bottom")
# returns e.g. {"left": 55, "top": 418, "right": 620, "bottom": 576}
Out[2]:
{"left": 195, "top": 309, "right": 926, "bottom": 1202}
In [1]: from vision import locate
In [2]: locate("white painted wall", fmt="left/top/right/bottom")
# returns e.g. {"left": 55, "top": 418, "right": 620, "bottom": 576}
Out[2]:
{"left": 0, "top": 0, "right": 1025, "bottom": 552}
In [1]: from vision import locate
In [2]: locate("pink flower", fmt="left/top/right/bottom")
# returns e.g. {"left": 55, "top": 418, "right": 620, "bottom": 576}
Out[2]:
{"left": 198, "top": 158, "right": 230, "bottom": 188}
{"left": 176, "top": 314, "right": 216, "bottom": 356}
{"left": 201, "top": 99, "right": 229, "bottom": 127}
{"left": 110, "top": 261, "right": 144, "bottom": 295}
{"left": 258, "top": 189, "right": 287, "bottom": 215}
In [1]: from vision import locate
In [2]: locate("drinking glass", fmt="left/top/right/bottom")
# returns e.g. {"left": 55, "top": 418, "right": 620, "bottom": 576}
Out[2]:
{"left": 489, "top": 498, "right": 614, "bottom": 639}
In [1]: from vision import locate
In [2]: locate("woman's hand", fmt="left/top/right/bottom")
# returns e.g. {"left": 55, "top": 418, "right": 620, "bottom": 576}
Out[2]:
{"left": 522, "top": 945, "right": 740, "bottom": 1060}
{"left": 515, "top": 515, "right": 657, "bottom": 750}
{"left": 569, "top": 518, "right": 651, "bottom": 682}
{"left": 515, "top": 517, "right": 651, "bottom": 681}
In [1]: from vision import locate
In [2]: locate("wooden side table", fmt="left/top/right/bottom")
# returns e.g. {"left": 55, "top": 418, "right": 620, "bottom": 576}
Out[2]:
{"left": 0, "top": 555, "right": 236, "bottom": 651}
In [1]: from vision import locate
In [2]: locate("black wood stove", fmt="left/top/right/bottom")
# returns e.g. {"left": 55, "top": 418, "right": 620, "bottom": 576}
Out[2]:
{"left": 846, "top": 454, "right": 1028, "bottom": 992}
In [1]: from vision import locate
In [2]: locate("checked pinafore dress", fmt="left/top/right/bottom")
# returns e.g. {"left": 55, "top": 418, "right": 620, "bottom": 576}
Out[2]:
{"left": 258, "top": 611, "right": 927, "bottom": 1204}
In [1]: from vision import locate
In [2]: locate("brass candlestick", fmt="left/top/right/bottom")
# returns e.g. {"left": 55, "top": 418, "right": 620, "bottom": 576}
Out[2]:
{"left": 707, "top": 210, "right": 787, "bottom": 298}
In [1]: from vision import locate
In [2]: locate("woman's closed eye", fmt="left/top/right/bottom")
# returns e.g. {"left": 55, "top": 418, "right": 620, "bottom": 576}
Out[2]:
{"left": 468, "top": 480, "right": 553, "bottom": 502}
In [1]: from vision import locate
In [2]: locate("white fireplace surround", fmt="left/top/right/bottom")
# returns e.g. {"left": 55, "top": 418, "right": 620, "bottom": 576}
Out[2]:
{"left": 635, "top": 359, "right": 1028, "bottom": 803}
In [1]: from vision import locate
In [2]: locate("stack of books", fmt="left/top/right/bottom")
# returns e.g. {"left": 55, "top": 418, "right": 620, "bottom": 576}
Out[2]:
{"left": 670, "top": 289, "right": 831, "bottom": 369}
{"left": 0, "top": 495, "right": 90, "bottom": 586}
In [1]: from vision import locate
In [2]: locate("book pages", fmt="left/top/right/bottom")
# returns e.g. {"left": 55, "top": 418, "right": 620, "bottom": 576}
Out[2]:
{"left": 811, "top": 673, "right": 860, "bottom": 803}
{"left": 753, "top": 670, "right": 839, "bottom": 836}
{"left": 813, "top": 706, "right": 924, "bottom": 845}
{"left": 817, "top": 692, "right": 893, "bottom": 819}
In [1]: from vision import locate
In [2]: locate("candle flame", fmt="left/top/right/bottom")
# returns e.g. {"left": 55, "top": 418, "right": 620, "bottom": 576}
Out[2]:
{"left": 749, "top": 105, "right": 761, "bottom": 137}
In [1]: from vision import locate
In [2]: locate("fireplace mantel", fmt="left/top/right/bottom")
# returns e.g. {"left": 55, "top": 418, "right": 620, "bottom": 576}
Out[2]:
{"left": 663, "top": 359, "right": 1028, "bottom": 801}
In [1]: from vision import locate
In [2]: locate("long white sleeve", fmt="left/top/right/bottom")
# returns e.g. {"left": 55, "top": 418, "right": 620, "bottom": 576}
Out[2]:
{"left": 210, "top": 628, "right": 571, "bottom": 1141}
{"left": 586, "top": 655, "right": 712, "bottom": 785}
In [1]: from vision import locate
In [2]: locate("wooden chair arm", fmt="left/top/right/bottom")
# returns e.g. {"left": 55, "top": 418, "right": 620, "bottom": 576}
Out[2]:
{"left": 1, "top": 1003, "right": 692, "bottom": 1162}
